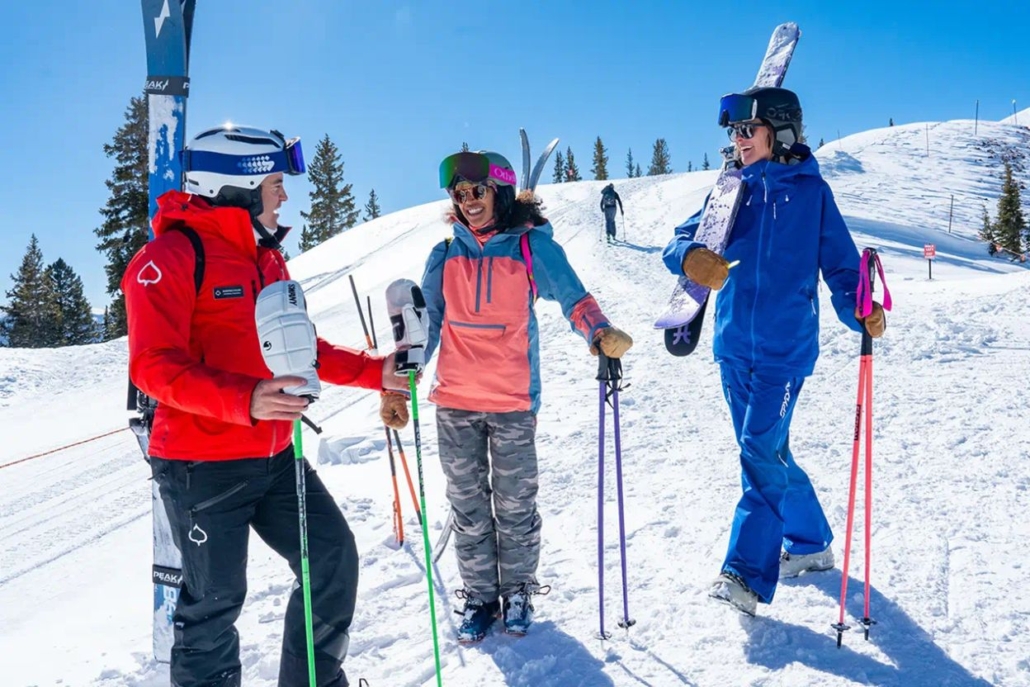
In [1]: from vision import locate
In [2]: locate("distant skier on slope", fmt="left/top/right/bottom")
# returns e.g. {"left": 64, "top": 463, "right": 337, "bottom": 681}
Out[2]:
{"left": 420, "top": 150, "right": 634, "bottom": 643}
{"left": 123, "top": 124, "right": 410, "bottom": 687}
{"left": 600, "top": 183, "right": 624, "bottom": 243}
{"left": 661, "top": 88, "right": 886, "bottom": 616}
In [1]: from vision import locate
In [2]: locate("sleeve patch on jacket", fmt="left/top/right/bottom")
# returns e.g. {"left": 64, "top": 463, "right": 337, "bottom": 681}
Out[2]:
{"left": 137, "top": 260, "right": 163, "bottom": 286}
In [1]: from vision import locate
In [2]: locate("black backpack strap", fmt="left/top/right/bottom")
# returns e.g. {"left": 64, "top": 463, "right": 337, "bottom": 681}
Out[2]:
{"left": 169, "top": 224, "right": 205, "bottom": 295}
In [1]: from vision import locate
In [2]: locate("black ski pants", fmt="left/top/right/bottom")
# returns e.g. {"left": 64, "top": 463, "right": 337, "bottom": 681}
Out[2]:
{"left": 604, "top": 207, "right": 618, "bottom": 239}
{"left": 152, "top": 446, "right": 358, "bottom": 687}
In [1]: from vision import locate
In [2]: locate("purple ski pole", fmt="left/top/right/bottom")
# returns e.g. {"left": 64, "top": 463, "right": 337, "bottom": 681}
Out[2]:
{"left": 610, "top": 359, "right": 635, "bottom": 630}
{"left": 597, "top": 364, "right": 610, "bottom": 640}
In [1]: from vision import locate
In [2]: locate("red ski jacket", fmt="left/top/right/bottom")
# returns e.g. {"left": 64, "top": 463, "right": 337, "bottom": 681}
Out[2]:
{"left": 123, "top": 191, "right": 384, "bottom": 461}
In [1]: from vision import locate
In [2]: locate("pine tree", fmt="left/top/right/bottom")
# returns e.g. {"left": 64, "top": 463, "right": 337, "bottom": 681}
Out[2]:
{"left": 687, "top": 161, "right": 693, "bottom": 173}
{"left": 635, "top": 163, "right": 642, "bottom": 178}
{"left": 818, "top": 137, "right": 825, "bottom": 149}
{"left": 553, "top": 151, "right": 566, "bottom": 183}
{"left": 298, "top": 134, "right": 358, "bottom": 252}
{"left": 364, "top": 188, "right": 382, "bottom": 221}
{"left": 101, "top": 306, "right": 112, "bottom": 342}
{"left": 889, "top": 118, "right": 894, "bottom": 127}
{"left": 625, "top": 149, "right": 635, "bottom": 178}
{"left": 979, "top": 202, "right": 997, "bottom": 252}
{"left": 995, "top": 162, "right": 1027, "bottom": 255}
{"left": 94, "top": 94, "right": 149, "bottom": 338}
{"left": 461, "top": 142, "right": 470, "bottom": 152}
{"left": 702, "top": 153, "right": 711, "bottom": 171}
{"left": 648, "top": 138, "right": 672, "bottom": 176}
{"left": 46, "top": 258, "right": 95, "bottom": 346}
{"left": 591, "top": 137, "right": 609, "bottom": 180}
{"left": 1, "top": 235, "right": 55, "bottom": 347}
{"left": 565, "top": 147, "right": 582, "bottom": 182}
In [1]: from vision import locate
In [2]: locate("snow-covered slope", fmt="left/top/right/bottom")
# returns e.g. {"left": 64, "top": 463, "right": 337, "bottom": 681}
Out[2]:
{"left": 1000, "top": 106, "right": 1030, "bottom": 126}
{"left": 2, "top": 116, "right": 1029, "bottom": 687}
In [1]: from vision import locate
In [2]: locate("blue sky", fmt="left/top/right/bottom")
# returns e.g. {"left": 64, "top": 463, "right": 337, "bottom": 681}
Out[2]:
{"left": 1, "top": 0, "right": 1028, "bottom": 311}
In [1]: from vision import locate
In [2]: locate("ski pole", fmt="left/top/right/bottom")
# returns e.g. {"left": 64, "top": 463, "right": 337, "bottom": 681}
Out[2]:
{"left": 392, "top": 428, "right": 424, "bottom": 526}
{"left": 375, "top": 292, "right": 423, "bottom": 525}
{"left": 834, "top": 247, "right": 884, "bottom": 647}
{"left": 596, "top": 355, "right": 609, "bottom": 640}
{"left": 293, "top": 420, "right": 317, "bottom": 687}
{"left": 408, "top": 370, "right": 443, "bottom": 686}
{"left": 350, "top": 276, "right": 405, "bottom": 545}
{"left": 608, "top": 356, "right": 635, "bottom": 630}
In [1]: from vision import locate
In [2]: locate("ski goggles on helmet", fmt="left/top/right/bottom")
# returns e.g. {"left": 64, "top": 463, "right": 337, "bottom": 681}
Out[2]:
{"left": 439, "top": 152, "right": 517, "bottom": 189}
{"left": 718, "top": 93, "right": 760, "bottom": 127}
{"left": 449, "top": 181, "right": 494, "bottom": 203}
{"left": 183, "top": 134, "right": 305, "bottom": 177}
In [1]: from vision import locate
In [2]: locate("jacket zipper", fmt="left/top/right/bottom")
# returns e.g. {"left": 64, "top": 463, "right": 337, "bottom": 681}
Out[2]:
{"left": 475, "top": 255, "right": 484, "bottom": 313}
{"left": 750, "top": 172, "right": 768, "bottom": 364}
{"left": 487, "top": 257, "right": 494, "bottom": 304}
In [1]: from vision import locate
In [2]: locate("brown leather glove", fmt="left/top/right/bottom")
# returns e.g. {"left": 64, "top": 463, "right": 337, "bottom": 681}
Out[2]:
{"left": 380, "top": 392, "right": 409, "bottom": 429}
{"left": 590, "top": 326, "right": 634, "bottom": 358}
{"left": 682, "top": 248, "right": 730, "bottom": 290}
{"left": 855, "top": 302, "right": 886, "bottom": 338}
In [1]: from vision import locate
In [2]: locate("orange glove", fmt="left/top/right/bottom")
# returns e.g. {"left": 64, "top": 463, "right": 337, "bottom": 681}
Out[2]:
{"left": 855, "top": 302, "right": 886, "bottom": 338}
{"left": 590, "top": 326, "right": 634, "bottom": 358}
{"left": 682, "top": 248, "right": 730, "bottom": 290}
{"left": 380, "top": 392, "right": 409, "bottom": 429}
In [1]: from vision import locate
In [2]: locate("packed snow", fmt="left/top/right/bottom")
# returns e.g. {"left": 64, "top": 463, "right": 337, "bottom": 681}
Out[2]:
{"left": 1, "top": 115, "right": 1028, "bottom": 686}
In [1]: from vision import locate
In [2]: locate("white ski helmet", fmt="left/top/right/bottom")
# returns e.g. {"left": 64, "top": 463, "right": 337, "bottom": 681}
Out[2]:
{"left": 183, "top": 125, "right": 305, "bottom": 211}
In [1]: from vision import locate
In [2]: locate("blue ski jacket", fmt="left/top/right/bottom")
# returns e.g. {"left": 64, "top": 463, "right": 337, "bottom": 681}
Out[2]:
{"left": 663, "top": 153, "right": 863, "bottom": 376}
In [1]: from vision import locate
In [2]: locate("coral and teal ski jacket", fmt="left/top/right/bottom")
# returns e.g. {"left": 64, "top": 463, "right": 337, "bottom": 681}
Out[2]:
{"left": 421, "top": 220, "right": 609, "bottom": 414}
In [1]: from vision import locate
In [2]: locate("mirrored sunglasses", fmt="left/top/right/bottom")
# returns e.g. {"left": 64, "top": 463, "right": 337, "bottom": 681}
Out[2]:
{"left": 727, "top": 123, "right": 764, "bottom": 140}
{"left": 450, "top": 182, "right": 493, "bottom": 203}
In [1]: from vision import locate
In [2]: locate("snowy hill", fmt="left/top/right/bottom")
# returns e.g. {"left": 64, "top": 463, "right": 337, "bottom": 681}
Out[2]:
{"left": 2, "top": 116, "right": 1029, "bottom": 687}
{"left": 1000, "top": 106, "right": 1030, "bottom": 126}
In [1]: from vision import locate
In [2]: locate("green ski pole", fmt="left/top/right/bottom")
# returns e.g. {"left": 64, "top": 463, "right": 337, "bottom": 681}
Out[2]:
{"left": 293, "top": 420, "right": 317, "bottom": 687}
{"left": 409, "top": 371, "right": 443, "bottom": 686}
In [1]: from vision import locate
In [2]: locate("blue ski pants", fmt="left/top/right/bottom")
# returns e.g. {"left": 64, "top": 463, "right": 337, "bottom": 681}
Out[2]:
{"left": 719, "top": 365, "right": 833, "bottom": 603}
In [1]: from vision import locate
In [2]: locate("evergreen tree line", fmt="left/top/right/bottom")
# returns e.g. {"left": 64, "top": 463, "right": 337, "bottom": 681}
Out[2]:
{"left": 1, "top": 235, "right": 98, "bottom": 347}
{"left": 979, "top": 161, "right": 1029, "bottom": 258}
{"left": 552, "top": 137, "right": 680, "bottom": 183}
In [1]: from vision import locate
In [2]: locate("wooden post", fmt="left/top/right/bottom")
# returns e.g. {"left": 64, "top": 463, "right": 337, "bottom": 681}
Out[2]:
{"left": 975, "top": 99, "right": 979, "bottom": 136}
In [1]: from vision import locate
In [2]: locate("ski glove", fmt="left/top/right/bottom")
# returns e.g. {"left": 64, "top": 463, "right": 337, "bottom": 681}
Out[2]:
{"left": 591, "top": 326, "right": 634, "bottom": 359}
{"left": 682, "top": 248, "right": 730, "bottom": 290}
{"left": 855, "top": 302, "right": 886, "bottom": 338}
{"left": 380, "top": 392, "right": 409, "bottom": 430}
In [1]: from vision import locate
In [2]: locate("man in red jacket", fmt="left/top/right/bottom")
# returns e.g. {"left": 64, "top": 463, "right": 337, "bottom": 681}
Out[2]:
{"left": 123, "top": 125, "right": 409, "bottom": 687}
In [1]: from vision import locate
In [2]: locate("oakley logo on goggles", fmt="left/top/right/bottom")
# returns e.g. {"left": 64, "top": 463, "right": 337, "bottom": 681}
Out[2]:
{"left": 183, "top": 137, "right": 306, "bottom": 177}
{"left": 439, "top": 152, "right": 517, "bottom": 189}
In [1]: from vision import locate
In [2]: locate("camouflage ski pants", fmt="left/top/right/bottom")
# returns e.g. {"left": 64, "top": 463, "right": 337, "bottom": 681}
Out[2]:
{"left": 436, "top": 407, "right": 541, "bottom": 603}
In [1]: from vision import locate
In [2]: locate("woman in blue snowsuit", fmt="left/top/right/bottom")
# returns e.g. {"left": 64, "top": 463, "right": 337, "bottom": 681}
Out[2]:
{"left": 663, "top": 87, "right": 885, "bottom": 616}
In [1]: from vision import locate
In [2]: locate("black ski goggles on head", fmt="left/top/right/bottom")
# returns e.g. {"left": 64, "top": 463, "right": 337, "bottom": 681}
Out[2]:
{"left": 718, "top": 93, "right": 759, "bottom": 127}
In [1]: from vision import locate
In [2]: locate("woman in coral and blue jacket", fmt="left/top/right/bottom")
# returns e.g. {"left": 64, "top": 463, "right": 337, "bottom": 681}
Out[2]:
{"left": 421, "top": 151, "right": 633, "bottom": 643}
{"left": 663, "top": 88, "right": 885, "bottom": 617}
